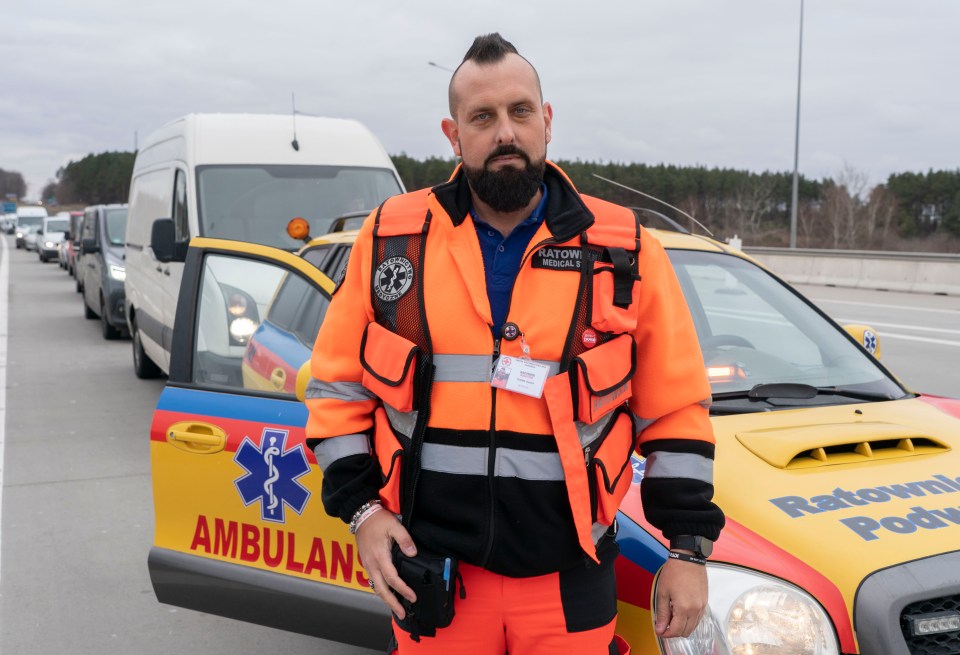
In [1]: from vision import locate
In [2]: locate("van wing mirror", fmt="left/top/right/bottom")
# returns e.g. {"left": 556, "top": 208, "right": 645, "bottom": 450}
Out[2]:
{"left": 81, "top": 237, "right": 100, "bottom": 254}
{"left": 151, "top": 218, "right": 177, "bottom": 263}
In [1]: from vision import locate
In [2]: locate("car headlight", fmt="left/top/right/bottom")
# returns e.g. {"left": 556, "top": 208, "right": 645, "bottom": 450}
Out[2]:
{"left": 44, "top": 241, "right": 55, "bottom": 248}
{"left": 659, "top": 564, "right": 839, "bottom": 655}
{"left": 109, "top": 264, "right": 126, "bottom": 281}
{"left": 16, "top": 231, "right": 23, "bottom": 238}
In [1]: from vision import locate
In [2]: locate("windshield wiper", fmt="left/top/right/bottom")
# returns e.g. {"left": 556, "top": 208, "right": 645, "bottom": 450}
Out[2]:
{"left": 713, "top": 382, "right": 898, "bottom": 403}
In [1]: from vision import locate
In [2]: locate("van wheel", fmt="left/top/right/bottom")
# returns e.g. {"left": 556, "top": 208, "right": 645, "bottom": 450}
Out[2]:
{"left": 84, "top": 298, "right": 97, "bottom": 319}
{"left": 101, "top": 297, "right": 121, "bottom": 340}
{"left": 76, "top": 276, "right": 83, "bottom": 293}
{"left": 132, "top": 317, "right": 161, "bottom": 379}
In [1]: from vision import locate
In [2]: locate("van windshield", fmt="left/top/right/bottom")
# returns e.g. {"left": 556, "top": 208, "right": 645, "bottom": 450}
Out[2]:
{"left": 104, "top": 208, "right": 128, "bottom": 245}
{"left": 45, "top": 219, "right": 69, "bottom": 232}
{"left": 18, "top": 216, "right": 43, "bottom": 228}
{"left": 196, "top": 165, "right": 403, "bottom": 250}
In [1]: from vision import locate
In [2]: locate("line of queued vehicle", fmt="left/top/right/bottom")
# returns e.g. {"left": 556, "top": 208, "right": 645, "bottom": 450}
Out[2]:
{"left": 6, "top": 204, "right": 130, "bottom": 341}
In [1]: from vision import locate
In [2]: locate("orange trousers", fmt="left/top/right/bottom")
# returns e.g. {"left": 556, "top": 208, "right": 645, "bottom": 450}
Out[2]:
{"left": 391, "top": 540, "right": 629, "bottom": 655}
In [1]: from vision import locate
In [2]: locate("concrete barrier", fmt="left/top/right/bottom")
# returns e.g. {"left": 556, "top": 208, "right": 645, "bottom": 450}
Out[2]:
{"left": 742, "top": 247, "right": 960, "bottom": 295}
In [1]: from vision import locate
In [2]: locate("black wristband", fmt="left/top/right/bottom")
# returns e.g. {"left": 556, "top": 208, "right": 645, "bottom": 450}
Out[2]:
{"left": 668, "top": 550, "right": 707, "bottom": 566}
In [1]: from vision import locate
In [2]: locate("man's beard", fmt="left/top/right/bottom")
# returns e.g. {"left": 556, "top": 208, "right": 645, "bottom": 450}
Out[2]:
{"left": 462, "top": 145, "right": 546, "bottom": 213}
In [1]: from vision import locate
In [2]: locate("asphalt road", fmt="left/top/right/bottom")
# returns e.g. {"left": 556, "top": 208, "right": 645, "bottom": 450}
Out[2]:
{"left": 0, "top": 235, "right": 957, "bottom": 654}
{"left": 0, "top": 236, "right": 378, "bottom": 655}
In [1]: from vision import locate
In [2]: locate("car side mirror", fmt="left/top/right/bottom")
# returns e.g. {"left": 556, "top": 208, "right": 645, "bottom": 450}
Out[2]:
{"left": 81, "top": 237, "right": 100, "bottom": 254}
{"left": 64, "top": 230, "right": 71, "bottom": 241}
{"left": 843, "top": 324, "right": 882, "bottom": 360}
{"left": 151, "top": 218, "right": 177, "bottom": 263}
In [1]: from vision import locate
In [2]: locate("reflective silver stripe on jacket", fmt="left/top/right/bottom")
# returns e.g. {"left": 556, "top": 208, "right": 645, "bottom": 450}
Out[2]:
{"left": 312, "top": 434, "right": 371, "bottom": 472}
{"left": 433, "top": 354, "right": 560, "bottom": 383}
{"left": 385, "top": 405, "right": 417, "bottom": 439}
{"left": 575, "top": 413, "right": 617, "bottom": 448}
{"left": 420, "top": 443, "right": 565, "bottom": 481}
{"left": 305, "top": 379, "right": 376, "bottom": 402}
{"left": 643, "top": 451, "right": 714, "bottom": 484}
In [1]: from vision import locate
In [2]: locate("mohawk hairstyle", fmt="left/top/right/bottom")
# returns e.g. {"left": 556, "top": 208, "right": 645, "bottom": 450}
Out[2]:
{"left": 461, "top": 33, "right": 519, "bottom": 64}
{"left": 448, "top": 33, "right": 542, "bottom": 117}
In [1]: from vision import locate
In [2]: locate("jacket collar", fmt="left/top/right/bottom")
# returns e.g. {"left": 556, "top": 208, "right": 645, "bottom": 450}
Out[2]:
{"left": 431, "top": 160, "right": 595, "bottom": 242}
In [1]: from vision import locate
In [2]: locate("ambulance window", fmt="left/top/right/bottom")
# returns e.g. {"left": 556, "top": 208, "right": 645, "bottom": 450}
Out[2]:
{"left": 173, "top": 169, "right": 189, "bottom": 242}
{"left": 191, "top": 253, "right": 326, "bottom": 398}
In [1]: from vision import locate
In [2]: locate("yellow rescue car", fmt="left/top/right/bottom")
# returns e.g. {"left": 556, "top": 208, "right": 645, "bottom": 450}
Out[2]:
{"left": 149, "top": 217, "right": 960, "bottom": 654}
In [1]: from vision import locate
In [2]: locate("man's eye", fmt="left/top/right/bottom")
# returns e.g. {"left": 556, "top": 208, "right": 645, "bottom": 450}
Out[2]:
{"left": 474, "top": 112, "right": 490, "bottom": 121}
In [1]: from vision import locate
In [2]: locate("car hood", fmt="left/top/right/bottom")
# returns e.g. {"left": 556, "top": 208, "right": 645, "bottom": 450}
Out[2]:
{"left": 620, "top": 396, "right": 960, "bottom": 650}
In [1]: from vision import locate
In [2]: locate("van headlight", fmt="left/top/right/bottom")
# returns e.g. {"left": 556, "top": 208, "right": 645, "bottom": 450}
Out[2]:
{"left": 659, "top": 564, "right": 839, "bottom": 655}
{"left": 109, "top": 264, "right": 126, "bottom": 281}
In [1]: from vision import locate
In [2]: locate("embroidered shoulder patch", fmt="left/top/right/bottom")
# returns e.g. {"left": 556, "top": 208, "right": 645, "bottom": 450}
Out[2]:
{"left": 375, "top": 256, "right": 414, "bottom": 301}
{"left": 531, "top": 246, "right": 582, "bottom": 271}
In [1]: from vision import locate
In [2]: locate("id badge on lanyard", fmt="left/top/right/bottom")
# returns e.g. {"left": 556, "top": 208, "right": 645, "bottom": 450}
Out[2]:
{"left": 491, "top": 333, "right": 549, "bottom": 399}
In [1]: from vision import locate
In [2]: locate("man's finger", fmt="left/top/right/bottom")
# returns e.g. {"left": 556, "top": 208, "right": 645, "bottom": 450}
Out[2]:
{"left": 369, "top": 572, "right": 407, "bottom": 618}
{"left": 654, "top": 593, "right": 672, "bottom": 635}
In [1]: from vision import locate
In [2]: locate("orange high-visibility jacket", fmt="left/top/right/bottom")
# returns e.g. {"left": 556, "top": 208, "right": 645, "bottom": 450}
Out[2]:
{"left": 306, "top": 162, "right": 723, "bottom": 577}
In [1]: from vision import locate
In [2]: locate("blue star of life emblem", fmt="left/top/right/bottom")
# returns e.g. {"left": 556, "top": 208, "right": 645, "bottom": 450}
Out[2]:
{"left": 234, "top": 428, "right": 311, "bottom": 523}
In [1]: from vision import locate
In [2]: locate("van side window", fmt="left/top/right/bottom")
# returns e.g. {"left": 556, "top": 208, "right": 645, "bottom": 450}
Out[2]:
{"left": 83, "top": 211, "right": 96, "bottom": 239}
{"left": 173, "top": 170, "right": 189, "bottom": 242}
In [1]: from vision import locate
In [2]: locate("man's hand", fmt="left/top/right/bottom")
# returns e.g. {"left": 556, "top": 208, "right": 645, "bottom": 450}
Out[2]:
{"left": 355, "top": 510, "right": 418, "bottom": 619}
{"left": 654, "top": 555, "right": 708, "bottom": 638}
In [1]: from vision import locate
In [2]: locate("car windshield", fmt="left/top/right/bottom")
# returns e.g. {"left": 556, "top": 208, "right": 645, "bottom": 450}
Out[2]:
{"left": 46, "top": 219, "right": 68, "bottom": 232}
{"left": 18, "top": 216, "right": 43, "bottom": 228}
{"left": 666, "top": 248, "right": 906, "bottom": 410}
{"left": 104, "top": 208, "right": 128, "bottom": 245}
{"left": 196, "top": 165, "right": 402, "bottom": 250}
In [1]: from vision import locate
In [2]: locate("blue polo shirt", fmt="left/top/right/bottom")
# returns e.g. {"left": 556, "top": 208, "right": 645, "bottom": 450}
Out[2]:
{"left": 470, "top": 186, "right": 548, "bottom": 337}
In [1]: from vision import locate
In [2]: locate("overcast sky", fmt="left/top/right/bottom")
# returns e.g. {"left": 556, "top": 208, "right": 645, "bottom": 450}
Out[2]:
{"left": 4, "top": 0, "right": 959, "bottom": 200}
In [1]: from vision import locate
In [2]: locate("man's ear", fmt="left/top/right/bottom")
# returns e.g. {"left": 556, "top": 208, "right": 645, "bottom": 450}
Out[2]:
{"left": 441, "top": 118, "right": 461, "bottom": 157}
{"left": 543, "top": 102, "right": 553, "bottom": 145}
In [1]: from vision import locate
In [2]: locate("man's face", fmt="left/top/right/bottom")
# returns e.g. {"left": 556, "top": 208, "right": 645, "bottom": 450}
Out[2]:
{"left": 441, "top": 54, "right": 553, "bottom": 212}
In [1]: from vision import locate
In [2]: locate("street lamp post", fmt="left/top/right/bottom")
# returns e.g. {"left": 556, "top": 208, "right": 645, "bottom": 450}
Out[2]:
{"left": 789, "top": 0, "right": 805, "bottom": 249}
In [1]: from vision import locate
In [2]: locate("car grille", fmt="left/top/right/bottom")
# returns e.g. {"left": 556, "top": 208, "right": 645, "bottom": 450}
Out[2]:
{"left": 900, "top": 594, "right": 960, "bottom": 655}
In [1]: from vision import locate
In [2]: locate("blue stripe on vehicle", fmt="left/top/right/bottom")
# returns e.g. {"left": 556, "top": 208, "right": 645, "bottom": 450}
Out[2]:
{"left": 615, "top": 511, "right": 668, "bottom": 574}
{"left": 249, "top": 321, "right": 312, "bottom": 371}
{"left": 156, "top": 386, "right": 308, "bottom": 427}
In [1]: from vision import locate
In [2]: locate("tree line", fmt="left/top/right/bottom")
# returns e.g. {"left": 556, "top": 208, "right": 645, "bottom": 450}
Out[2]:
{"left": 393, "top": 154, "right": 960, "bottom": 251}
{"left": 7, "top": 152, "right": 958, "bottom": 251}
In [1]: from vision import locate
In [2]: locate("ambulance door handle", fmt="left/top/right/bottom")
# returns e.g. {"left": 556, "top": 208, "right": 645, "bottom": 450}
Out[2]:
{"left": 270, "top": 367, "right": 286, "bottom": 390}
{"left": 166, "top": 421, "right": 227, "bottom": 454}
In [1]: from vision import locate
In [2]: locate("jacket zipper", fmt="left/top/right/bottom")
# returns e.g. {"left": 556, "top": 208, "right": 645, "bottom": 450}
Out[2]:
{"left": 479, "top": 235, "right": 560, "bottom": 568}
{"left": 480, "top": 336, "right": 501, "bottom": 567}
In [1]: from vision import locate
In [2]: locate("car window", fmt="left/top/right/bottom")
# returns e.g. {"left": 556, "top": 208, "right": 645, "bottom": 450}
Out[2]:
{"left": 104, "top": 208, "right": 128, "bottom": 245}
{"left": 667, "top": 249, "right": 904, "bottom": 399}
{"left": 191, "top": 253, "right": 329, "bottom": 398}
{"left": 173, "top": 169, "right": 189, "bottom": 242}
{"left": 82, "top": 211, "right": 96, "bottom": 239}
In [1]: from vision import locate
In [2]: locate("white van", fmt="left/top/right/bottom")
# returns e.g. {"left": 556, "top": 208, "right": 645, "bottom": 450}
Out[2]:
{"left": 124, "top": 113, "right": 404, "bottom": 378}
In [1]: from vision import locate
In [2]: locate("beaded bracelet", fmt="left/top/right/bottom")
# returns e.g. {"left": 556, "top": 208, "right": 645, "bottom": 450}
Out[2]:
{"left": 349, "top": 500, "right": 383, "bottom": 534}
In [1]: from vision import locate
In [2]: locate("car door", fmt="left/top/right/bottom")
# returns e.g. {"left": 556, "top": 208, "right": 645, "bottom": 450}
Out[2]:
{"left": 148, "top": 237, "right": 388, "bottom": 648}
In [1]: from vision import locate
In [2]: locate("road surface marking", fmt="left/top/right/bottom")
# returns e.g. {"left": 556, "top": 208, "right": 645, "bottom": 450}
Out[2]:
{"left": 0, "top": 235, "right": 9, "bottom": 584}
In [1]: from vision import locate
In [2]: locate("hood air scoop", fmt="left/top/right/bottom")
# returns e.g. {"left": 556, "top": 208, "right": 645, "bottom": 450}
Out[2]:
{"left": 736, "top": 422, "right": 949, "bottom": 469}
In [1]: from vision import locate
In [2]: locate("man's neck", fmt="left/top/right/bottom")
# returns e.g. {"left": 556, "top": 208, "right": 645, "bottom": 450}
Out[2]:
{"left": 470, "top": 189, "right": 543, "bottom": 237}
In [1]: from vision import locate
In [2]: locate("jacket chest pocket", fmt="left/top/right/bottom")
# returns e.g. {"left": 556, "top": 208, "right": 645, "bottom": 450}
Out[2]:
{"left": 590, "top": 251, "right": 640, "bottom": 334}
{"left": 571, "top": 333, "right": 635, "bottom": 425}
{"left": 360, "top": 321, "right": 419, "bottom": 412}
{"left": 586, "top": 408, "right": 636, "bottom": 526}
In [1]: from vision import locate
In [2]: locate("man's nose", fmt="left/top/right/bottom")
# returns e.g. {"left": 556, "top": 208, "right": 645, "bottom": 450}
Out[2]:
{"left": 495, "top": 116, "right": 517, "bottom": 145}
